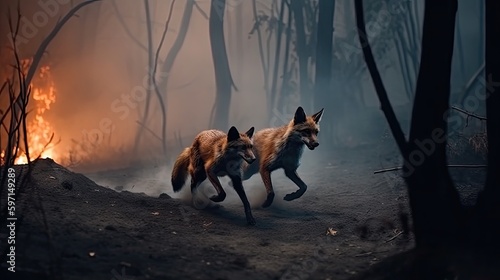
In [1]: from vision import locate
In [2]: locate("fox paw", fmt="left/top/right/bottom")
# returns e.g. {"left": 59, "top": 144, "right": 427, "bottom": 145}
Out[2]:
{"left": 210, "top": 193, "right": 226, "bottom": 203}
{"left": 283, "top": 191, "right": 305, "bottom": 201}
{"left": 261, "top": 192, "right": 275, "bottom": 208}
{"left": 246, "top": 216, "right": 256, "bottom": 226}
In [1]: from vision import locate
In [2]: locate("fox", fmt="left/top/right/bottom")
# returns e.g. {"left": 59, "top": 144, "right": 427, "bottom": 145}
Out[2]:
{"left": 171, "top": 126, "right": 257, "bottom": 225}
{"left": 240, "top": 106, "right": 324, "bottom": 208}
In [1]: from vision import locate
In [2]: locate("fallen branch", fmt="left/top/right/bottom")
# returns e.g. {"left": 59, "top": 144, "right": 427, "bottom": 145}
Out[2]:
{"left": 385, "top": 231, "right": 403, "bottom": 243}
{"left": 451, "top": 105, "right": 487, "bottom": 121}
{"left": 374, "top": 164, "right": 488, "bottom": 174}
{"left": 355, "top": 252, "right": 373, "bottom": 257}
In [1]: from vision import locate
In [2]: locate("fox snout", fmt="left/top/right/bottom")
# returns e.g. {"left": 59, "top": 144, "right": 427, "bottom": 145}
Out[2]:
{"left": 307, "top": 141, "right": 319, "bottom": 150}
{"left": 241, "top": 150, "right": 256, "bottom": 164}
{"left": 303, "top": 138, "right": 319, "bottom": 150}
{"left": 244, "top": 153, "right": 256, "bottom": 164}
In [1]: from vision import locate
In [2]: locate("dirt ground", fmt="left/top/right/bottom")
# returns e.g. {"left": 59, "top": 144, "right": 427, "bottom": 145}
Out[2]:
{"left": 0, "top": 134, "right": 489, "bottom": 280}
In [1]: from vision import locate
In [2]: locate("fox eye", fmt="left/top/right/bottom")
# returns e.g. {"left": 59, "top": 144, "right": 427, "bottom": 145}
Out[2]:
{"left": 301, "top": 129, "right": 311, "bottom": 135}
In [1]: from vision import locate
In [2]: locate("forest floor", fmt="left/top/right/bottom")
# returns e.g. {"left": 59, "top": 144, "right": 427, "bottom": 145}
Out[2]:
{"left": 0, "top": 132, "right": 489, "bottom": 280}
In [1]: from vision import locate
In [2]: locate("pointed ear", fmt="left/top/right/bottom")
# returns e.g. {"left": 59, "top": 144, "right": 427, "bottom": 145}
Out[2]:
{"left": 293, "top": 106, "right": 307, "bottom": 125}
{"left": 312, "top": 108, "right": 324, "bottom": 124}
{"left": 227, "top": 126, "right": 240, "bottom": 142}
{"left": 245, "top": 127, "right": 255, "bottom": 139}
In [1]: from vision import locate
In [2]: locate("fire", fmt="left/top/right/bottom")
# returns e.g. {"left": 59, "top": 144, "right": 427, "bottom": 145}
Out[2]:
{"left": 12, "top": 64, "right": 58, "bottom": 165}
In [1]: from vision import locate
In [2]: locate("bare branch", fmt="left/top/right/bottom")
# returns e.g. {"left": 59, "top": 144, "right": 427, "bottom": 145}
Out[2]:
{"left": 451, "top": 106, "right": 487, "bottom": 121}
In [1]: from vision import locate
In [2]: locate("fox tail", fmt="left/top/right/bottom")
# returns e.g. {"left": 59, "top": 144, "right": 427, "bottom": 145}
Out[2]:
{"left": 171, "top": 147, "right": 191, "bottom": 192}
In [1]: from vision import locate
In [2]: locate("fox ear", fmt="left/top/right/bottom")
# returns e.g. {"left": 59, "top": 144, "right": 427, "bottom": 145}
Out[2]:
{"left": 245, "top": 127, "right": 255, "bottom": 138}
{"left": 293, "top": 106, "right": 307, "bottom": 125}
{"left": 227, "top": 126, "right": 240, "bottom": 142}
{"left": 312, "top": 108, "right": 324, "bottom": 124}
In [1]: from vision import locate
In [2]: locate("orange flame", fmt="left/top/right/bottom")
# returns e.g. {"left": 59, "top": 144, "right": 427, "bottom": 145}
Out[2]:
{"left": 12, "top": 64, "right": 58, "bottom": 165}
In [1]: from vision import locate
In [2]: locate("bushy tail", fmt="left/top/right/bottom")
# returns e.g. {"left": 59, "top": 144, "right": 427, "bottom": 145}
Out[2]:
{"left": 171, "top": 147, "right": 191, "bottom": 192}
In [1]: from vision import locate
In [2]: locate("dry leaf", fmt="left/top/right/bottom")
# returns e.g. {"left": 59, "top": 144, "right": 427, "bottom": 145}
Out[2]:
{"left": 326, "top": 228, "right": 338, "bottom": 236}
{"left": 49, "top": 176, "right": 56, "bottom": 179}
{"left": 151, "top": 212, "right": 160, "bottom": 216}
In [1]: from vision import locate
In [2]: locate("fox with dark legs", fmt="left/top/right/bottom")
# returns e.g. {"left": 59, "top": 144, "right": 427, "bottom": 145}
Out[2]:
{"left": 241, "top": 106, "right": 324, "bottom": 208}
{"left": 171, "top": 126, "right": 257, "bottom": 225}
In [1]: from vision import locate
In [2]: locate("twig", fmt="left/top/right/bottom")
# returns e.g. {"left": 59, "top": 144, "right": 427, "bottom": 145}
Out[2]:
{"left": 135, "top": 121, "right": 162, "bottom": 142}
{"left": 25, "top": 0, "right": 100, "bottom": 87}
{"left": 355, "top": 252, "right": 373, "bottom": 257}
{"left": 385, "top": 231, "right": 403, "bottom": 243}
{"left": 451, "top": 105, "right": 487, "bottom": 121}
{"left": 374, "top": 164, "right": 488, "bottom": 174}
{"left": 193, "top": 1, "right": 209, "bottom": 19}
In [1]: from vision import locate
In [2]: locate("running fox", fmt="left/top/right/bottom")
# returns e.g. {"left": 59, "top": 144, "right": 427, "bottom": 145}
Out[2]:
{"left": 241, "top": 106, "right": 324, "bottom": 208}
{"left": 171, "top": 126, "right": 257, "bottom": 225}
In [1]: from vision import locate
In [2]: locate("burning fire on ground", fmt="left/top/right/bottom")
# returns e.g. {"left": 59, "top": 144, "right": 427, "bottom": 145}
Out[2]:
{"left": 1, "top": 59, "right": 60, "bottom": 165}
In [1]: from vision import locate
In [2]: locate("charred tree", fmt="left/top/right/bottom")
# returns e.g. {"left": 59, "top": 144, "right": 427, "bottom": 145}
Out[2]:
{"left": 209, "top": 0, "right": 236, "bottom": 130}
{"left": 405, "top": 0, "right": 463, "bottom": 248}
{"left": 355, "top": 0, "right": 463, "bottom": 250}
{"left": 313, "top": 0, "right": 335, "bottom": 141}
{"left": 269, "top": 0, "right": 286, "bottom": 114}
{"left": 475, "top": 0, "right": 500, "bottom": 246}
{"left": 290, "top": 0, "right": 310, "bottom": 113}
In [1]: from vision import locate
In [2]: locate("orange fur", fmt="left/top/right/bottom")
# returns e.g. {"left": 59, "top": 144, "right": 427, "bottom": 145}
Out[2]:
{"left": 171, "top": 126, "right": 257, "bottom": 225}
{"left": 242, "top": 106, "right": 324, "bottom": 207}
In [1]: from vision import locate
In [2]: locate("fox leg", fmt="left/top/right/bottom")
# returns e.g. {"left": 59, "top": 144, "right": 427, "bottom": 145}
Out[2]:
{"left": 260, "top": 168, "right": 275, "bottom": 208}
{"left": 206, "top": 172, "right": 227, "bottom": 202}
{"left": 190, "top": 168, "right": 207, "bottom": 193}
{"left": 230, "top": 176, "right": 256, "bottom": 225}
{"left": 283, "top": 168, "right": 308, "bottom": 201}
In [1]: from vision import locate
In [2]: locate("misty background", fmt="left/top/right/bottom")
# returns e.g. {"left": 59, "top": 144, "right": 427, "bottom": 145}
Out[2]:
{"left": 0, "top": 0, "right": 485, "bottom": 174}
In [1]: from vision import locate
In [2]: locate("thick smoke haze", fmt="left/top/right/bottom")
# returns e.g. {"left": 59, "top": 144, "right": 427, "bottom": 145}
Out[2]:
{"left": 0, "top": 0, "right": 485, "bottom": 175}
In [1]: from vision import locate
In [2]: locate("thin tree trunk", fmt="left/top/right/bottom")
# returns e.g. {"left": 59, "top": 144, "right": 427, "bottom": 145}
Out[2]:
{"left": 314, "top": 0, "right": 335, "bottom": 140}
{"left": 133, "top": 0, "right": 155, "bottom": 154}
{"left": 251, "top": 0, "right": 269, "bottom": 104}
{"left": 209, "top": 0, "right": 234, "bottom": 130}
{"left": 455, "top": 12, "right": 467, "bottom": 85}
{"left": 270, "top": 0, "right": 286, "bottom": 113}
{"left": 395, "top": 28, "right": 414, "bottom": 99}
{"left": 235, "top": 1, "right": 243, "bottom": 80}
{"left": 157, "top": 0, "right": 194, "bottom": 94}
{"left": 291, "top": 0, "right": 310, "bottom": 113}
{"left": 276, "top": 3, "right": 293, "bottom": 113}
{"left": 478, "top": 0, "right": 484, "bottom": 69}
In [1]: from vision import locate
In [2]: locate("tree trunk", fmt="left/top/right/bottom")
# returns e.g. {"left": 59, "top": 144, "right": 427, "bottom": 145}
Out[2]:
{"left": 475, "top": 0, "right": 500, "bottom": 244}
{"left": 209, "top": 0, "right": 234, "bottom": 130}
{"left": 133, "top": 0, "right": 155, "bottom": 154}
{"left": 269, "top": 0, "right": 286, "bottom": 114}
{"left": 235, "top": 1, "right": 243, "bottom": 80}
{"left": 314, "top": 0, "right": 335, "bottom": 141}
{"left": 276, "top": 3, "right": 293, "bottom": 114}
{"left": 157, "top": 0, "right": 194, "bottom": 97}
{"left": 355, "top": 0, "right": 463, "bottom": 249}
{"left": 290, "top": 0, "right": 310, "bottom": 113}
{"left": 406, "top": 0, "right": 463, "bottom": 248}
